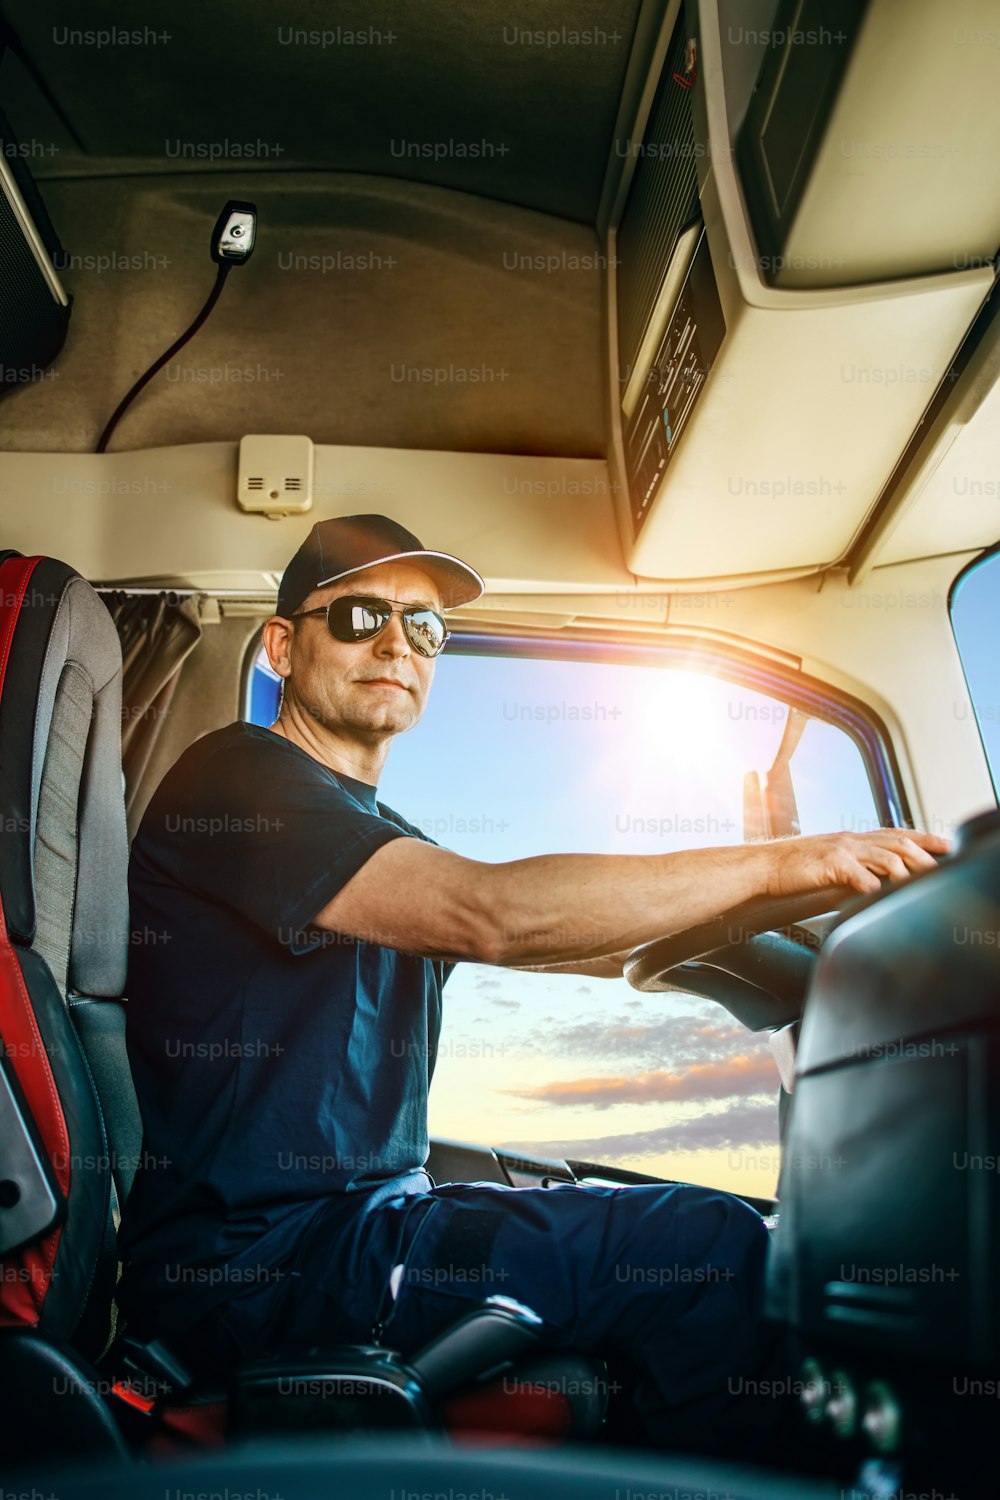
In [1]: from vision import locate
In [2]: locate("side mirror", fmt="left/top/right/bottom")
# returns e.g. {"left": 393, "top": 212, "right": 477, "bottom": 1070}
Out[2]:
{"left": 742, "top": 707, "right": 806, "bottom": 840}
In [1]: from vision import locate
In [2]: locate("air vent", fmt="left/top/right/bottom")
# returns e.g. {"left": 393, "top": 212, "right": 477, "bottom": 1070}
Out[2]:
{"left": 237, "top": 434, "right": 314, "bottom": 517}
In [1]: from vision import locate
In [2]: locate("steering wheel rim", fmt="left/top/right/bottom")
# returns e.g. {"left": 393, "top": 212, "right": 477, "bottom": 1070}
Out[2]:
{"left": 623, "top": 884, "right": 863, "bottom": 994}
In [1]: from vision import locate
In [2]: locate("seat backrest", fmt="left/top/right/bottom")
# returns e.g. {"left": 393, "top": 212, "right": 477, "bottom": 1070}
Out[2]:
{"left": 0, "top": 551, "right": 141, "bottom": 1359}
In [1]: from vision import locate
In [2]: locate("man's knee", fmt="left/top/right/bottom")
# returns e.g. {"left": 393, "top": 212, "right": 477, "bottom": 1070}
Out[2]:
{"left": 672, "top": 1183, "right": 768, "bottom": 1276}
{"left": 670, "top": 1181, "right": 768, "bottom": 1238}
{"left": 604, "top": 1182, "right": 767, "bottom": 1306}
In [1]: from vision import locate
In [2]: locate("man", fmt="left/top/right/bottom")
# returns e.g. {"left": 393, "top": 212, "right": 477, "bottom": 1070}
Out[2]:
{"left": 118, "top": 514, "right": 945, "bottom": 1449}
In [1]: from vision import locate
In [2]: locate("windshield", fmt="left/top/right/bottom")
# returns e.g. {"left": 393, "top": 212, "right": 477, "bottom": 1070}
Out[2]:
{"left": 248, "top": 638, "right": 883, "bottom": 1199}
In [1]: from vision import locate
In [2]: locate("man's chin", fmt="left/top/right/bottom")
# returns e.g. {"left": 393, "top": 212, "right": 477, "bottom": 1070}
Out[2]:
{"left": 296, "top": 692, "right": 420, "bottom": 738}
{"left": 341, "top": 703, "right": 420, "bottom": 736}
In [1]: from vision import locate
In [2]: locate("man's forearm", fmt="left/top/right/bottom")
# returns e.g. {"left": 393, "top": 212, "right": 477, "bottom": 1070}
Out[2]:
{"left": 313, "top": 827, "right": 944, "bottom": 966}
{"left": 482, "top": 844, "right": 774, "bottom": 967}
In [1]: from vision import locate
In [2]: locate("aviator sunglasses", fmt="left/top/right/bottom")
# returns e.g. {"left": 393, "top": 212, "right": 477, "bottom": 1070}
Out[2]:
{"left": 290, "top": 594, "right": 450, "bottom": 657}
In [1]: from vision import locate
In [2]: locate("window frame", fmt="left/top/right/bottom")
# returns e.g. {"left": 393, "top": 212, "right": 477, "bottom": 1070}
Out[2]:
{"left": 241, "top": 626, "right": 911, "bottom": 829}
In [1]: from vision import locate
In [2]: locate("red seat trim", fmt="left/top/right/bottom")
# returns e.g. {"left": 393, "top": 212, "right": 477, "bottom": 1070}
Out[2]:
{"left": 0, "top": 554, "right": 71, "bottom": 1327}
{"left": 148, "top": 1401, "right": 230, "bottom": 1454}
{"left": 110, "top": 1379, "right": 157, "bottom": 1414}
{"left": 443, "top": 1380, "right": 573, "bottom": 1440}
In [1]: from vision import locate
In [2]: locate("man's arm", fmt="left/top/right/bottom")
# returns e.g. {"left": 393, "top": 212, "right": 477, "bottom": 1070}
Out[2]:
{"left": 311, "top": 830, "right": 947, "bottom": 967}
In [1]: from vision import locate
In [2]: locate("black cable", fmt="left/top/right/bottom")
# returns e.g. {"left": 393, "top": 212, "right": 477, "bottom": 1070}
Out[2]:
{"left": 95, "top": 263, "right": 231, "bottom": 453}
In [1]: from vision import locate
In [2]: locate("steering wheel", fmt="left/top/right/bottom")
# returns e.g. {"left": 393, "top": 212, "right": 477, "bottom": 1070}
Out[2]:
{"left": 623, "top": 884, "right": 878, "bottom": 1032}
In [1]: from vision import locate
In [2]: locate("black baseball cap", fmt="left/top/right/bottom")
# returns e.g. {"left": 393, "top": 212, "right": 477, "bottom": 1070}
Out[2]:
{"left": 276, "top": 514, "right": 485, "bottom": 617}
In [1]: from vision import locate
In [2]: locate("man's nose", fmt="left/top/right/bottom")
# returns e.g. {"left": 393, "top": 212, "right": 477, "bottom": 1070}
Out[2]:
{"left": 374, "top": 611, "right": 410, "bottom": 657}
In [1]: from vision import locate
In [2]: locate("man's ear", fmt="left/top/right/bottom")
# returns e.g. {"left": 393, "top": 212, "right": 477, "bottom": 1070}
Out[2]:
{"left": 261, "top": 616, "right": 294, "bottom": 680}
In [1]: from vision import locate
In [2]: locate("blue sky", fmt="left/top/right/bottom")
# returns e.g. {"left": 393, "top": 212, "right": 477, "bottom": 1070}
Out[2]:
{"left": 951, "top": 551, "right": 1000, "bottom": 793}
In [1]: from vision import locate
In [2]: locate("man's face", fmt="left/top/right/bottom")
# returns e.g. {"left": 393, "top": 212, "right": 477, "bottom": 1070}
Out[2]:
{"left": 266, "top": 561, "right": 443, "bottom": 741}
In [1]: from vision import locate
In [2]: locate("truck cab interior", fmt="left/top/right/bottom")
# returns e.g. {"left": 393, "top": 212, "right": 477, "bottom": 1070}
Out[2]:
{"left": 1, "top": 2, "right": 999, "bottom": 1498}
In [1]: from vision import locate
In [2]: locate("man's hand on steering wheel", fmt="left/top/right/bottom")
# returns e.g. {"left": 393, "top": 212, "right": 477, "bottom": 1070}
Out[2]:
{"left": 622, "top": 826, "right": 953, "bottom": 1022}
{"left": 764, "top": 828, "right": 950, "bottom": 900}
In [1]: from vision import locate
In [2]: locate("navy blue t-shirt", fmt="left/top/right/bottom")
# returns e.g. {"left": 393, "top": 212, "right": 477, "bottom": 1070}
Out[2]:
{"left": 118, "top": 721, "right": 452, "bottom": 1328}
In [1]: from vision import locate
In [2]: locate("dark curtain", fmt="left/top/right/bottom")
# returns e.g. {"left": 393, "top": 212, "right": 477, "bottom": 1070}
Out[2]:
{"left": 104, "top": 593, "right": 203, "bottom": 831}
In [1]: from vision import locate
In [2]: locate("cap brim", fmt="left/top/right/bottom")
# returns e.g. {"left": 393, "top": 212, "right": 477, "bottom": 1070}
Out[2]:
{"left": 315, "top": 549, "right": 485, "bottom": 610}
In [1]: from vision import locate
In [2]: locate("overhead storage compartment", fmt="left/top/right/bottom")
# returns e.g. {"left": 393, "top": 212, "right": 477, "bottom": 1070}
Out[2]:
{"left": 737, "top": 0, "right": 1000, "bottom": 289}
{"left": 607, "top": 0, "right": 998, "bottom": 584}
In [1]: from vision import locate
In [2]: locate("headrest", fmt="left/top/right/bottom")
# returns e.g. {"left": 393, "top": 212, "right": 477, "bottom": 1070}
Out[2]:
{"left": 0, "top": 553, "right": 129, "bottom": 997}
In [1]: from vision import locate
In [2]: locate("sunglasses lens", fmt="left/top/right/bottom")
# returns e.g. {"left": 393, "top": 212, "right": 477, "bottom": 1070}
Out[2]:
{"left": 324, "top": 596, "right": 447, "bottom": 656}
{"left": 327, "top": 596, "right": 389, "bottom": 641}
{"left": 404, "top": 609, "right": 448, "bottom": 657}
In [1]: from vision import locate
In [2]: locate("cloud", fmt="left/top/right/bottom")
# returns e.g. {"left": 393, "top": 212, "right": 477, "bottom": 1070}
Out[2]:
{"left": 502, "top": 1052, "right": 776, "bottom": 1109}
{"left": 500, "top": 1099, "right": 779, "bottom": 1159}
{"left": 517, "top": 1012, "right": 754, "bottom": 1068}
{"left": 491, "top": 998, "right": 520, "bottom": 1011}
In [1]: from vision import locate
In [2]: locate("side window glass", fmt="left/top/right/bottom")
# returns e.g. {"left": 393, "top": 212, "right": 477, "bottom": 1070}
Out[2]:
{"left": 246, "top": 641, "right": 281, "bottom": 725}
{"left": 951, "top": 552, "right": 1000, "bottom": 798}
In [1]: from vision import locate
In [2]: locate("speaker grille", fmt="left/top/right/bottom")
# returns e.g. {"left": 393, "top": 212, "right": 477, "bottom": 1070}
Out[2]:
{"left": 0, "top": 157, "right": 69, "bottom": 382}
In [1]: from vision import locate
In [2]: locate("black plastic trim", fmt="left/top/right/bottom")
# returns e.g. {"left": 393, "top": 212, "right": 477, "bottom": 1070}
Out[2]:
{"left": 567, "top": 1159, "right": 775, "bottom": 1215}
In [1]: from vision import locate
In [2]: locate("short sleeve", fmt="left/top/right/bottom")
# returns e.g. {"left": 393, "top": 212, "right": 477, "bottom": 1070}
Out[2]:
{"left": 149, "top": 729, "right": 410, "bottom": 942}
